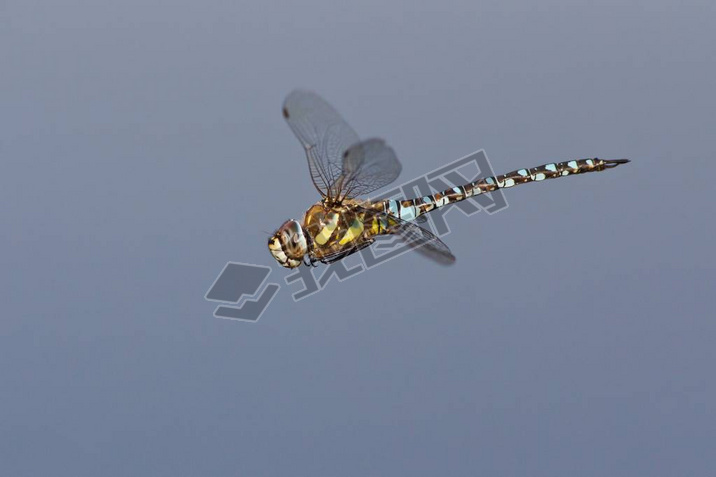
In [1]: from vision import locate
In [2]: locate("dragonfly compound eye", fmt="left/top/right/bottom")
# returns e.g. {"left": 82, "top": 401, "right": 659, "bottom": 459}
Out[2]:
{"left": 268, "top": 219, "right": 307, "bottom": 268}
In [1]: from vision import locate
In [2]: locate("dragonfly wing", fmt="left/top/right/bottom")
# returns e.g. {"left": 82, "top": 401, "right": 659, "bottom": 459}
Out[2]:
{"left": 282, "top": 90, "right": 361, "bottom": 199}
{"left": 387, "top": 215, "right": 456, "bottom": 265}
{"left": 339, "top": 138, "right": 402, "bottom": 200}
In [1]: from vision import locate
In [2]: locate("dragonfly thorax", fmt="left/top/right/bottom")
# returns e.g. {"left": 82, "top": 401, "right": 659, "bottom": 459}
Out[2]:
{"left": 302, "top": 200, "right": 385, "bottom": 262}
{"left": 268, "top": 219, "right": 309, "bottom": 268}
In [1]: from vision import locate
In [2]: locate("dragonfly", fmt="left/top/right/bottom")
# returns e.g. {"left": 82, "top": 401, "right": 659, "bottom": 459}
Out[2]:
{"left": 268, "top": 90, "right": 629, "bottom": 269}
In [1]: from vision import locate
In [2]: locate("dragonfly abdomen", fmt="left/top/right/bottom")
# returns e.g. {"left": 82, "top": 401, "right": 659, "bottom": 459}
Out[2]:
{"left": 383, "top": 158, "right": 629, "bottom": 221}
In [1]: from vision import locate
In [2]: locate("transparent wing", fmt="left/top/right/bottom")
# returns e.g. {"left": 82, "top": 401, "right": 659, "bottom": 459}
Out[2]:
{"left": 339, "top": 138, "right": 402, "bottom": 201}
{"left": 387, "top": 215, "right": 456, "bottom": 265}
{"left": 282, "top": 90, "right": 360, "bottom": 199}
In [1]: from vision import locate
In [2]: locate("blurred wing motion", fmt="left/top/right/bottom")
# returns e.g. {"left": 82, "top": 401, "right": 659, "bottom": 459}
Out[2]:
{"left": 283, "top": 90, "right": 401, "bottom": 202}
{"left": 385, "top": 215, "right": 456, "bottom": 265}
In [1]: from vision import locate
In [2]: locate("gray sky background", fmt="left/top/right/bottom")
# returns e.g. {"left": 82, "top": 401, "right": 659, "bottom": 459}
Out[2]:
{"left": 2, "top": 1, "right": 715, "bottom": 475}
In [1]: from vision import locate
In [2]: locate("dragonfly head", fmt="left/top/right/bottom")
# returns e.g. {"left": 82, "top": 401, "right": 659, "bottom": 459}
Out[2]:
{"left": 268, "top": 219, "right": 309, "bottom": 268}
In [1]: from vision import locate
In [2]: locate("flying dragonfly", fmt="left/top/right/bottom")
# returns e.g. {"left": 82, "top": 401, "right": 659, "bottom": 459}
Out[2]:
{"left": 268, "top": 90, "right": 629, "bottom": 269}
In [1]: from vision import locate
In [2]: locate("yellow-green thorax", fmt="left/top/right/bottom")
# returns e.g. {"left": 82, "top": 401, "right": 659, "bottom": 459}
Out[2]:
{"left": 302, "top": 199, "right": 395, "bottom": 261}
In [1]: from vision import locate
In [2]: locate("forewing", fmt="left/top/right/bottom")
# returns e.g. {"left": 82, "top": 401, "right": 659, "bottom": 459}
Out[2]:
{"left": 339, "top": 138, "right": 402, "bottom": 200}
{"left": 282, "top": 90, "right": 360, "bottom": 199}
